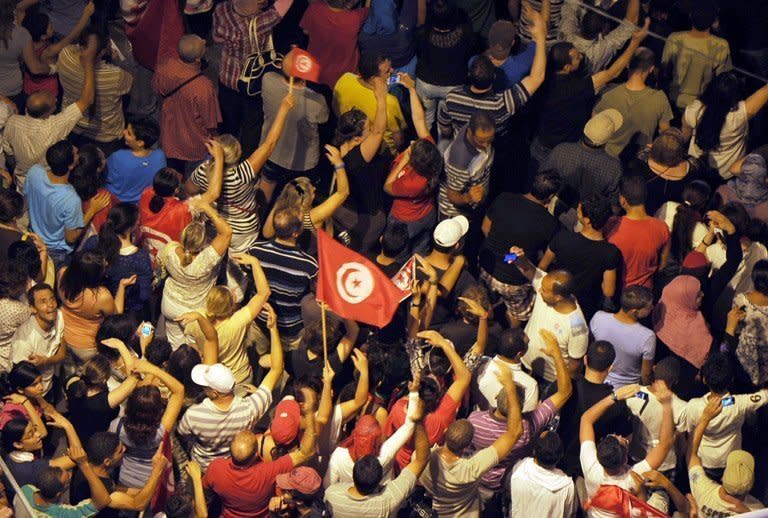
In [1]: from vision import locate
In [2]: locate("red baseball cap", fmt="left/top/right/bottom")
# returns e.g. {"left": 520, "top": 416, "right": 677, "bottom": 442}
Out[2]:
{"left": 270, "top": 399, "right": 301, "bottom": 445}
{"left": 276, "top": 467, "right": 322, "bottom": 496}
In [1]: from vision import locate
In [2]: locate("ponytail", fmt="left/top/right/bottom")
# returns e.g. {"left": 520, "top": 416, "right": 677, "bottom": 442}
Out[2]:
{"left": 149, "top": 194, "right": 166, "bottom": 213}
{"left": 150, "top": 167, "right": 182, "bottom": 214}
{"left": 670, "top": 203, "right": 700, "bottom": 264}
{"left": 98, "top": 203, "right": 139, "bottom": 266}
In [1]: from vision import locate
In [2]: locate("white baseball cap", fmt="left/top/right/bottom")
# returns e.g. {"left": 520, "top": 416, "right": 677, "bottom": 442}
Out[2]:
{"left": 434, "top": 215, "right": 469, "bottom": 247}
{"left": 583, "top": 109, "right": 623, "bottom": 146}
{"left": 191, "top": 363, "right": 235, "bottom": 393}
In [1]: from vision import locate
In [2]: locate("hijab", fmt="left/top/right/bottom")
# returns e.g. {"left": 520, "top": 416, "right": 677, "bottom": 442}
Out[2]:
{"left": 728, "top": 154, "right": 768, "bottom": 211}
{"left": 653, "top": 275, "right": 712, "bottom": 368}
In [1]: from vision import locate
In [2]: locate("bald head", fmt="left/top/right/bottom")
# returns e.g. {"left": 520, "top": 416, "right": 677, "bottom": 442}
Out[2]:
{"left": 178, "top": 35, "right": 206, "bottom": 64}
{"left": 26, "top": 92, "right": 56, "bottom": 119}
{"left": 230, "top": 431, "right": 258, "bottom": 465}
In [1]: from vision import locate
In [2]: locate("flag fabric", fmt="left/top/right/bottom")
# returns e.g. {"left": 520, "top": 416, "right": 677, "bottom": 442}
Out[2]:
{"left": 125, "top": 0, "right": 184, "bottom": 70}
{"left": 289, "top": 48, "right": 321, "bottom": 83}
{"left": 391, "top": 256, "right": 415, "bottom": 302}
{"left": 316, "top": 230, "right": 402, "bottom": 328}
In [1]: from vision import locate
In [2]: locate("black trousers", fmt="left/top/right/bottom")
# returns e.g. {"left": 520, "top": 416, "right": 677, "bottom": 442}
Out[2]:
{"left": 218, "top": 83, "right": 264, "bottom": 159}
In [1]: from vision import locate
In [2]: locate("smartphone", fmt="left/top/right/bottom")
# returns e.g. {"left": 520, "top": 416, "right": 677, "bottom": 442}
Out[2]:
{"left": 387, "top": 74, "right": 399, "bottom": 85}
{"left": 140, "top": 323, "right": 153, "bottom": 337}
{"left": 504, "top": 253, "right": 518, "bottom": 264}
{"left": 722, "top": 396, "right": 736, "bottom": 407}
{"left": 635, "top": 391, "right": 649, "bottom": 401}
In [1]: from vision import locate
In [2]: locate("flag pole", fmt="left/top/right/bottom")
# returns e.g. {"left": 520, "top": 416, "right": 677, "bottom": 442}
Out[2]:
{"left": 289, "top": 75, "right": 294, "bottom": 94}
{"left": 321, "top": 302, "right": 328, "bottom": 367}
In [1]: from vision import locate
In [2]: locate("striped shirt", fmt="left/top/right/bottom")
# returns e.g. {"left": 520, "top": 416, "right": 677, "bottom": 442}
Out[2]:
{"left": 212, "top": 1, "right": 282, "bottom": 91}
{"left": 249, "top": 240, "right": 318, "bottom": 339}
{"left": 438, "top": 126, "right": 494, "bottom": 218}
{"left": 437, "top": 83, "right": 530, "bottom": 139}
{"left": 468, "top": 397, "right": 557, "bottom": 490}
{"left": 190, "top": 160, "right": 261, "bottom": 252}
{"left": 177, "top": 384, "right": 273, "bottom": 469}
{"left": 518, "top": 0, "right": 565, "bottom": 44}
{"left": 57, "top": 46, "right": 133, "bottom": 143}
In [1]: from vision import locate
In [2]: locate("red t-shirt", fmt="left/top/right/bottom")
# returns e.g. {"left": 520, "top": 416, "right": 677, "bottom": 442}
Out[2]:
{"left": 203, "top": 454, "right": 293, "bottom": 518}
{"left": 137, "top": 188, "right": 193, "bottom": 267}
{"left": 300, "top": 3, "right": 369, "bottom": 88}
{"left": 389, "top": 137, "right": 437, "bottom": 222}
{"left": 605, "top": 215, "right": 670, "bottom": 289}
{"left": 385, "top": 393, "right": 459, "bottom": 470}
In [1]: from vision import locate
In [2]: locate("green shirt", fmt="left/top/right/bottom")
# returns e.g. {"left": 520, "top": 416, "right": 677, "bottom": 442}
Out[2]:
{"left": 595, "top": 84, "right": 674, "bottom": 158}
{"left": 20, "top": 485, "right": 98, "bottom": 518}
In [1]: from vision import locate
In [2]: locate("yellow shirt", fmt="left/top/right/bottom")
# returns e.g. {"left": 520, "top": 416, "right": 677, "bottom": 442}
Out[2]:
{"left": 332, "top": 72, "right": 406, "bottom": 153}
{"left": 187, "top": 306, "right": 254, "bottom": 383}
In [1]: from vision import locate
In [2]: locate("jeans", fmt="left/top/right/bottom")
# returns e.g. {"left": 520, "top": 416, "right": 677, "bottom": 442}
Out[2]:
{"left": 415, "top": 79, "right": 459, "bottom": 131}
{"left": 48, "top": 249, "right": 71, "bottom": 272}
{"left": 388, "top": 208, "right": 437, "bottom": 258}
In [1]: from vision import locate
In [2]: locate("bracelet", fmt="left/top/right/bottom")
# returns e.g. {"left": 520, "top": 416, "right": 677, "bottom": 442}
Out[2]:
{"left": 411, "top": 302, "right": 422, "bottom": 308}
{"left": 333, "top": 163, "right": 345, "bottom": 171}
{"left": 611, "top": 391, "right": 618, "bottom": 402}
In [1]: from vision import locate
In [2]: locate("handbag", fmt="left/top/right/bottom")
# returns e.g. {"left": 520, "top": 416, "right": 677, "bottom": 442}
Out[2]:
{"left": 237, "top": 15, "right": 283, "bottom": 97}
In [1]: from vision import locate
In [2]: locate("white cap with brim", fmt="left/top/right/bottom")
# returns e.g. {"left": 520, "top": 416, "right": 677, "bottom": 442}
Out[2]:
{"left": 434, "top": 215, "right": 470, "bottom": 247}
{"left": 583, "top": 109, "right": 624, "bottom": 147}
{"left": 191, "top": 363, "right": 236, "bottom": 393}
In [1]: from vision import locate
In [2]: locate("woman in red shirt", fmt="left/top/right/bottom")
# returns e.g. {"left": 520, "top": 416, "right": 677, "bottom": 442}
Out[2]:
{"left": 384, "top": 74, "right": 442, "bottom": 256}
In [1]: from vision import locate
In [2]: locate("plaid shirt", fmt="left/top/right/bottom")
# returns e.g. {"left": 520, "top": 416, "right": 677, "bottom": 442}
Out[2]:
{"left": 212, "top": 2, "right": 281, "bottom": 90}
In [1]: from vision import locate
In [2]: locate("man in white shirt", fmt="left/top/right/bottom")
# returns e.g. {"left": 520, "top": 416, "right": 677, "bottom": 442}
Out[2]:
{"left": 684, "top": 353, "right": 768, "bottom": 477}
{"left": 580, "top": 381, "right": 675, "bottom": 518}
{"left": 509, "top": 431, "right": 576, "bottom": 518}
{"left": 507, "top": 246, "right": 589, "bottom": 385}
{"left": 474, "top": 327, "right": 539, "bottom": 412}
{"left": 11, "top": 284, "right": 65, "bottom": 396}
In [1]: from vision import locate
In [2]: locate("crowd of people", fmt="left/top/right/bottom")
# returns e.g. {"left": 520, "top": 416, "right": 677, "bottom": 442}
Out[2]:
{"left": 0, "top": 0, "right": 767, "bottom": 516}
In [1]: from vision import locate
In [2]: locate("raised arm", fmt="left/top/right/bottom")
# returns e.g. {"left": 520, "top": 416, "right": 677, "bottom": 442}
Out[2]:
{"left": 507, "top": 246, "right": 537, "bottom": 281}
{"left": 335, "top": 316, "right": 360, "bottom": 363}
{"left": 177, "top": 312, "right": 219, "bottom": 364}
{"left": 309, "top": 145, "right": 350, "bottom": 226}
{"left": 191, "top": 198, "right": 232, "bottom": 256}
{"left": 745, "top": 82, "right": 768, "bottom": 119}
{"left": 580, "top": 383, "right": 641, "bottom": 443}
{"left": 687, "top": 396, "right": 722, "bottom": 469}
{"left": 22, "top": 39, "right": 52, "bottom": 76}
{"left": 109, "top": 446, "right": 168, "bottom": 511}
{"left": 417, "top": 330, "right": 471, "bottom": 404}
{"left": 198, "top": 140, "right": 225, "bottom": 205}
{"left": 6, "top": 394, "right": 48, "bottom": 440}
{"left": 458, "top": 296, "right": 489, "bottom": 358}
{"left": 399, "top": 74, "right": 430, "bottom": 139}
{"left": 643, "top": 380, "right": 675, "bottom": 470}
{"left": 404, "top": 407, "right": 429, "bottom": 478}
{"left": 539, "top": 329, "right": 573, "bottom": 410}
{"left": 44, "top": 2, "right": 94, "bottom": 60}
{"left": 261, "top": 304, "right": 284, "bottom": 391}
{"left": 338, "top": 350, "right": 369, "bottom": 420}
{"left": 359, "top": 77, "right": 388, "bottom": 162}
{"left": 100, "top": 338, "right": 137, "bottom": 374}
{"left": 315, "top": 364, "right": 335, "bottom": 427}
{"left": 289, "top": 389, "right": 319, "bottom": 465}
{"left": 134, "top": 359, "right": 185, "bottom": 431}
{"left": 247, "top": 93, "right": 296, "bottom": 171}
{"left": 114, "top": 275, "right": 137, "bottom": 314}
{"left": 592, "top": 19, "right": 648, "bottom": 91}
{"left": 231, "top": 253, "right": 271, "bottom": 318}
{"left": 520, "top": 3, "right": 548, "bottom": 95}
{"left": 384, "top": 145, "right": 412, "bottom": 196}
{"left": 107, "top": 371, "right": 141, "bottom": 408}
{"left": 185, "top": 462, "right": 208, "bottom": 518}
{"left": 70, "top": 445, "right": 112, "bottom": 510}
{"left": 72, "top": 29, "right": 97, "bottom": 113}
{"left": 490, "top": 362, "right": 524, "bottom": 458}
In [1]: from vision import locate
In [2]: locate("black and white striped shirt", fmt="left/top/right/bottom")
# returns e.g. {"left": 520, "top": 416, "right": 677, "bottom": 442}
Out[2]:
{"left": 437, "top": 83, "right": 530, "bottom": 140}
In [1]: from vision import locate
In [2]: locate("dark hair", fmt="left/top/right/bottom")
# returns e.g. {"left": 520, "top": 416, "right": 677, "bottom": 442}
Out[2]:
{"left": 333, "top": 109, "right": 368, "bottom": 147}
{"left": 597, "top": 436, "right": 627, "bottom": 472}
{"left": 670, "top": 181, "right": 711, "bottom": 264}
{"left": 37, "top": 467, "right": 65, "bottom": 500}
{"left": 0, "top": 262, "right": 28, "bottom": 300}
{"left": 469, "top": 55, "right": 495, "bottom": 90}
{"left": 497, "top": 328, "right": 528, "bottom": 359}
{"left": 534, "top": 431, "right": 564, "bottom": 469}
{"left": 98, "top": 203, "right": 139, "bottom": 265}
{"left": 127, "top": 118, "right": 160, "bottom": 148}
{"left": 60, "top": 250, "right": 106, "bottom": 302}
{"left": 359, "top": 51, "right": 387, "bottom": 80}
{"left": 653, "top": 357, "right": 680, "bottom": 388}
{"left": 67, "top": 354, "right": 112, "bottom": 400}
{"left": 124, "top": 386, "right": 164, "bottom": 444}
{"left": 302, "top": 320, "right": 341, "bottom": 356}
{"left": 96, "top": 313, "right": 139, "bottom": 360}
{"left": 690, "top": 0, "right": 717, "bottom": 31}
{"left": 701, "top": 352, "right": 733, "bottom": 393}
{"left": 629, "top": 47, "right": 655, "bottom": 74}
{"left": 28, "top": 283, "right": 54, "bottom": 306}
{"left": 146, "top": 338, "right": 172, "bottom": 366}
{"left": 550, "top": 42, "right": 575, "bottom": 72}
{"left": 69, "top": 144, "right": 106, "bottom": 201}
{"left": 620, "top": 285, "right": 653, "bottom": 312}
{"left": 164, "top": 494, "right": 194, "bottom": 518}
{"left": 468, "top": 111, "right": 494, "bottom": 134}
{"left": 620, "top": 174, "right": 647, "bottom": 206}
{"left": 752, "top": 260, "right": 768, "bottom": 296}
{"left": 587, "top": 340, "right": 615, "bottom": 372}
{"left": 721, "top": 202, "right": 749, "bottom": 237}
{"left": 409, "top": 139, "right": 443, "bottom": 192}
{"left": 78, "top": 25, "right": 108, "bottom": 54}
{"left": 580, "top": 10, "right": 604, "bottom": 40}
{"left": 0, "top": 188, "right": 23, "bottom": 224}
{"left": 150, "top": 168, "right": 181, "bottom": 213}
{"left": 8, "top": 239, "right": 42, "bottom": 282}
{"left": 381, "top": 222, "right": 409, "bottom": 257}
{"left": 419, "top": 376, "right": 442, "bottom": 414}
{"left": 1, "top": 418, "right": 29, "bottom": 452}
{"left": 426, "top": 0, "right": 459, "bottom": 28}
{"left": 274, "top": 207, "right": 302, "bottom": 239}
{"left": 353, "top": 455, "right": 384, "bottom": 494}
{"left": 86, "top": 432, "right": 121, "bottom": 466}
{"left": 0, "top": 362, "right": 41, "bottom": 397}
{"left": 530, "top": 171, "right": 562, "bottom": 201}
{"left": 168, "top": 345, "right": 204, "bottom": 402}
{"left": 695, "top": 72, "right": 741, "bottom": 153}
{"left": 22, "top": 12, "right": 50, "bottom": 41}
{"left": 580, "top": 195, "right": 612, "bottom": 230}
{"left": 46, "top": 140, "right": 76, "bottom": 176}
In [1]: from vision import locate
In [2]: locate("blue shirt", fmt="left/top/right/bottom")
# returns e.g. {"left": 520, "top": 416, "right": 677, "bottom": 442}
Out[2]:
{"left": 105, "top": 149, "right": 166, "bottom": 204}
{"left": 23, "top": 165, "right": 84, "bottom": 253}
{"left": 590, "top": 310, "right": 656, "bottom": 388}
{"left": 469, "top": 42, "right": 536, "bottom": 92}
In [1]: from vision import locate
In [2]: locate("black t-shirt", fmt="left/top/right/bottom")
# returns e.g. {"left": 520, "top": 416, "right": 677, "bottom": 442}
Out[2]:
{"left": 342, "top": 147, "right": 392, "bottom": 215}
{"left": 5, "top": 456, "right": 49, "bottom": 489}
{"left": 535, "top": 74, "right": 596, "bottom": 148}
{"left": 68, "top": 392, "right": 119, "bottom": 447}
{"left": 288, "top": 343, "right": 344, "bottom": 382}
{"left": 70, "top": 469, "right": 117, "bottom": 518}
{"left": 438, "top": 318, "right": 502, "bottom": 357}
{"left": 629, "top": 157, "right": 706, "bottom": 216}
{"left": 559, "top": 378, "right": 633, "bottom": 476}
{"left": 548, "top": 230, "right": 621, "bottom": 320}
{"left": 479, "top": 193, "right": 558, "bottom": 285}
{"left": 415, "top": 23, "right": 475, "bottom": 86}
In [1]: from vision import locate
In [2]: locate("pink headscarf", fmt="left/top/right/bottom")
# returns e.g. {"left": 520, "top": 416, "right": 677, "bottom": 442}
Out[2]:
{"left": 653, "top": 275, "right": 712, "bottom": 368}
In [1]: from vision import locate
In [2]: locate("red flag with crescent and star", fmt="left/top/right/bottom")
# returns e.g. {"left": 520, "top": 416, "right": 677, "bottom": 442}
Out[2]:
{"left": 289, "top": 48, "right": 321, "bottom": 83}
{"left": 316, "top": 230, "right": 402, "bottom": 328}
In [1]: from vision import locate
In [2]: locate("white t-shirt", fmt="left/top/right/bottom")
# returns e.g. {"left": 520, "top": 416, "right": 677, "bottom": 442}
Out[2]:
{"left": 684, "top": 389, "right": 768, "bottom": 468}
{"left": 10, "top": 312, "right": 64, "bottom": 395}
{"left": 522, "top": 270, "right": 589, "bottom": 382}
{"left": 684, "top": 100, "right": 748, "bottom": 179}
{"left": 581, "top": 441, "right": 652, "bottom": 518}
{"left": 474, "top": 357, "right": 539, "bottom": 413}
{"left": 509, "top": 457, "right": 577, "bottom": 518}
{"left": 626, "top": 387, "right": 687, "bottom": 472}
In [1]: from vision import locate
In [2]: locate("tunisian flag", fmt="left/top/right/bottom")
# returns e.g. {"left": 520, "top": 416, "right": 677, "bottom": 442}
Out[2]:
{"left": 125, "top": 0, "right": 183, "bottom": 70}
{"left": 289, "top": 48, "right": 321, "bottom": 83}
{"left": 316, "top": 230, "right": 402, "bottom": 328}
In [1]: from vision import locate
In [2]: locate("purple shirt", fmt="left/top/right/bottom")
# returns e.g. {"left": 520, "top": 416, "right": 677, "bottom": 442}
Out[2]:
{"left": 590, "top": 311, "right": 656, "bottom": 388}
{"left": 468, "top": 397, "right": 557, "bottom": 490}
